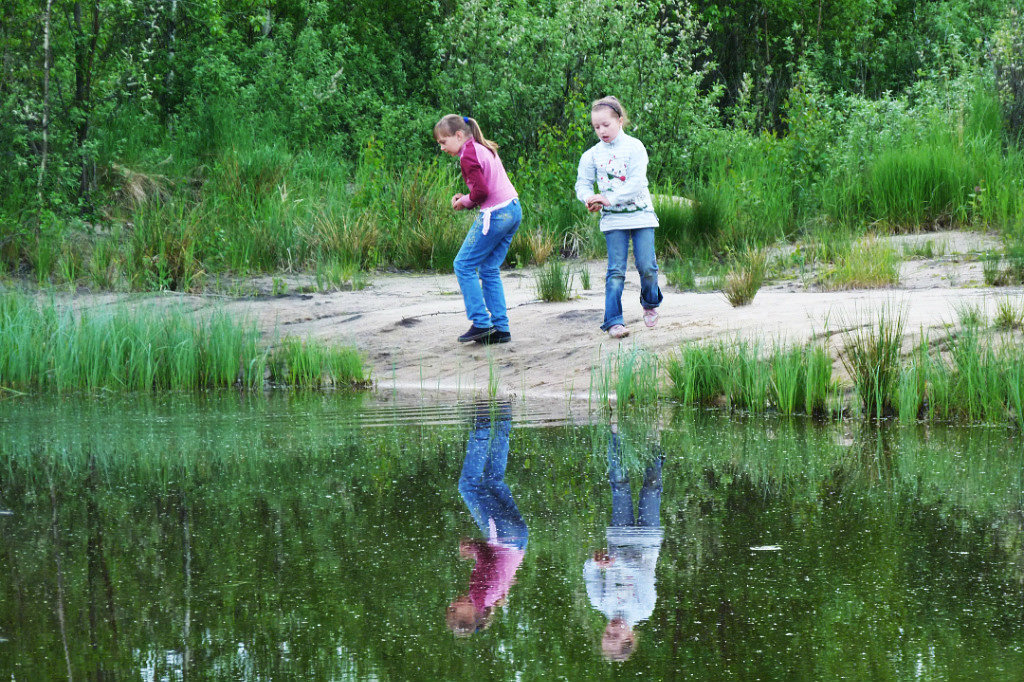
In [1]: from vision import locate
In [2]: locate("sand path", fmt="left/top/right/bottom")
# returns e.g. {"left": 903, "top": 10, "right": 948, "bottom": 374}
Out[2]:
{"left": 71, "top": 231, "right": 1022, "bottom": 403}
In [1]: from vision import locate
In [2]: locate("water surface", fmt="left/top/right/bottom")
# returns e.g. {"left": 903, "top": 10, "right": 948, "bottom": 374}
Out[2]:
{"left": 1, "top": 394, "right": 1022, "bottom": 680}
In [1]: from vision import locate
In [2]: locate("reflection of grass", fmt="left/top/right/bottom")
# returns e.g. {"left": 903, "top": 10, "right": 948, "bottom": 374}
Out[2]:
{"left": 2, "top": 390, "right": 1023, "bottom": 680}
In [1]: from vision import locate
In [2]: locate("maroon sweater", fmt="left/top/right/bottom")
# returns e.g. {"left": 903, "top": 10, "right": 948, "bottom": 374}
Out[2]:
{"left": 457, "top": 138, "right": 518, "bottom": 210}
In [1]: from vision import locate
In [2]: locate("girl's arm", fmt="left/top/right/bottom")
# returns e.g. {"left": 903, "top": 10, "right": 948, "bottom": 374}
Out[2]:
{"left": 458, "top": 143, "right": 488, "bottom": 208}
{"left": 602, "top": 141, "right": 649, "bottom": 207}
{"left": 574, "top": 149, "right": 598, "bottom": 204}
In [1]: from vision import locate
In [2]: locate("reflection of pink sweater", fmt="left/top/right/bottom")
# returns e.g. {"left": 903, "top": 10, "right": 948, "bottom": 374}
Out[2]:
{"left": 466, "top": 541, "right": 526, "bottom": 610}
{"left": 457, "top": 139, "right": 518, "bottom": 210}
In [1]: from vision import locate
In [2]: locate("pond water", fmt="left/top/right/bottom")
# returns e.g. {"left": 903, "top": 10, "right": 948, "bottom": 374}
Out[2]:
{"left": 1, "top": 393, "right": 1022, "bottom": 680}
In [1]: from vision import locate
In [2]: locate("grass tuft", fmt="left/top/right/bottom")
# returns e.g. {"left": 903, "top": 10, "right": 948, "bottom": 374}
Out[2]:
{"left": 722, "top": 249, "right": 767, "bottom": 307}
{"left": 535, "top": 258, "right": 574, "bottom": 302}
{"left": 819, "top": 238, "right": 900, "bottom": 290}
{"left": 841, "top": 309, "right": 905, "bottom": 419}
{"left": 994, "top": 297, "right": 1024, "bottom": 331}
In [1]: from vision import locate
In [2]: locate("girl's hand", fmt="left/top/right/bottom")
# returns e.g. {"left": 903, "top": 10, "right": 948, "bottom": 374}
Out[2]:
{"left": 451, "top": 193, "right": 466, "bottom": 210}
{"left": 585, "top": 194, "right": 610, "bottom": 212}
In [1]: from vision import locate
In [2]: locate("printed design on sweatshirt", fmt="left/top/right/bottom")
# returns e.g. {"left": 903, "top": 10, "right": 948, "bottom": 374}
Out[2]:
{"left": 596, "top": 153, "right": 648, "bottom": 214}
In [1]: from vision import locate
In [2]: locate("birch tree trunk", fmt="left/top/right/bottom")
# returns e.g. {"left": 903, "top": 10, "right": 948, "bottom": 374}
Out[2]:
{"left": 38, "top": 0, "right": 54, "bottom": 209}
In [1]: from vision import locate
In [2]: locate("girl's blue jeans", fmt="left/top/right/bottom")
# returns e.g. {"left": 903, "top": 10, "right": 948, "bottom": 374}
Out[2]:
{"left": 458, "top": 405, "right": 528, "bottom": 549}
{"left": 454, "top": 200, "right": 522, "bottom": 332}
{"left": 608, "top": 430, "right": 663, "bottom": 527}
{"left": 602, "top": 227, "right": 662, "bottom": 331}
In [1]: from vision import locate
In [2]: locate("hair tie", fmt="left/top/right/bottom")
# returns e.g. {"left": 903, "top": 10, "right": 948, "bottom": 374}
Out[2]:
{"left": 462, "top": 116, "right": 470, "bottom": 124}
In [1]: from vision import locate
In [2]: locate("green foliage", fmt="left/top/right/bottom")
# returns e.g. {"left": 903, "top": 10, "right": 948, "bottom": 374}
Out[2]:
{"left": 4, "top": 0, "right": 1024, "bottom": 288}
{"left": 432, "top": 0, "right": 721, "bottom": 179}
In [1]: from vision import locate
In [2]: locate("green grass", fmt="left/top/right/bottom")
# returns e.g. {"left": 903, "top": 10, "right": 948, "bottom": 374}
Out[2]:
{"left": 900, "top": 239, "right": 948, "bottom": 260}
{"left": 534, "top": 258, "right": 574, "bottom": 302}
{"left": 994, "top": 297, "right": 1023, "bottom": 330}
{"left": 841, "top": 309, "right": 905, "bottom": 420}
{"left": 819, "top": 238, "right": 900, "bottom": 290}
{"left": 722, "top": 249, "right": 768, "bottom": 306}
{"left": 0, "top": 293, "right": 368, "bottom": 393}
{"left": 665, "top": 340, "right": 839, "bottom": 416}
{"left": 267, "top": 336, "right": 368, "bottom": 389}
{"left": 11, "top": 85, "right": 1024, "bottom": 293}
{"left": 590, "top": 346, "right": 660, "bottom": 415}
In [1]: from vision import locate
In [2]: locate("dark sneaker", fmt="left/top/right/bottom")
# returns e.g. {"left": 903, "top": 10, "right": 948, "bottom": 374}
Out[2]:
{"left": 477, "top": 330, "right": 511, "bottom": 345}
{"left": 458, "top": 325, "right": 495, "bottom": 343}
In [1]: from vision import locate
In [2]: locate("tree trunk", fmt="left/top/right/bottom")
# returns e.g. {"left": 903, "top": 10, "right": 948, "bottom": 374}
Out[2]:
{"left": 50, "top": 478, "right": 74, "bottom": 682}
{"left": 74, "top": 0, "right": 101, "bottom": 201}
{"left": 38, "top": 0, "right": 53, "bottom": 212}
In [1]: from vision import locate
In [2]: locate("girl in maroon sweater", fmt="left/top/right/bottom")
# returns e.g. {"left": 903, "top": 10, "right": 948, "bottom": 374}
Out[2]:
{"left": 434, "top": 115, "right": 522, "bottom": 345}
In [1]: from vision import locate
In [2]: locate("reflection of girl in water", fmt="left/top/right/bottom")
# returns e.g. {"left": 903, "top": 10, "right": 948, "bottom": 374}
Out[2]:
{"left": 584, "top": 424, "right": 664, "bottom": 661}
{"left": 447, "top": 403, "right": 528, "bottom": 637}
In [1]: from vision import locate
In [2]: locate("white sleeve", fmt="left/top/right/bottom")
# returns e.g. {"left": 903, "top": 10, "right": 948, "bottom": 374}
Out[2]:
{"left": 574, "top": 149, "right": 597, "bottom": 204}
{"left": 583, "top": 559, "right": 604, "bottom": 610}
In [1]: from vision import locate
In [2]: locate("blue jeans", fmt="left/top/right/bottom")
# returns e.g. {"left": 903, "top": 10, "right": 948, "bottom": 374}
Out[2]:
{"left": 608, "top": 430, "right": 663, "bottom": 527}
{"left": 454, "top": 200, "right": 522, "bottom": 332}
{"left": 458, "top": 404, "right": 528, "bottom": 549}
{"left": 602, "top": 227, "right": 662, "bottom": 330}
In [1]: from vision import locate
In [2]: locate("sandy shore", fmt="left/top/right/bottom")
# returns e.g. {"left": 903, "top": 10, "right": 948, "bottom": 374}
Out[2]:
{"left": 69, "top": 230, "right": 1021, "bottom": 403}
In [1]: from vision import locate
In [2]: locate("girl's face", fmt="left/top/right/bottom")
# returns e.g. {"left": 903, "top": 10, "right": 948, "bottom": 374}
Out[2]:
{"left": 591, "top": 107, "right": 623, "bottom": 143}
{"left": 437, "top": 130, "right": 467, "bottom": 156}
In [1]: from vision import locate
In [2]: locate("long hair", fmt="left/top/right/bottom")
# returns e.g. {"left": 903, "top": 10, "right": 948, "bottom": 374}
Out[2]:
{"left": 591, "top": 96, "right": 630, "bottom": 128}
{"left": 433, "top": 114, "right": 500, "bottom": 156}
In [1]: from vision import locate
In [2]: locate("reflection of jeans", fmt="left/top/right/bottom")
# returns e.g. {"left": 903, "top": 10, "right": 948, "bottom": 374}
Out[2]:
{"left": 603, "top": 227, "right": 663, "bottom": 330}
{"left": 458, "top": 406, "right": 528, "bottom": 549}
{"left": 454, "top": 200, "right": 522, "bottom": 332}
{"left": 608, "top": 431, "right": 663, "bottom": 527}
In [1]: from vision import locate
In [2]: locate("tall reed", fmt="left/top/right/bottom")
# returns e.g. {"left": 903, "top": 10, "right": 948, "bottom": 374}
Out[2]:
{"left": 0, "top": 294, "right": 367, "bottom": 392}
{"left": 666, "top": 341, "right": 837, "bottom": 417}
{"left": 841, "top": 309, "right": 905, "bottom": 419}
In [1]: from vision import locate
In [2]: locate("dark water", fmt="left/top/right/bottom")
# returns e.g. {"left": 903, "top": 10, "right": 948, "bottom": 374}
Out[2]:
{"left": 1, "top": 393, "right": 1022, "bottom": 680}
